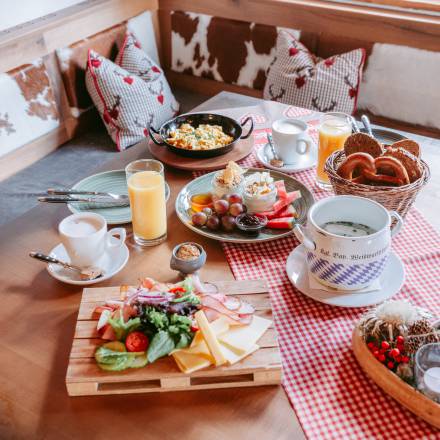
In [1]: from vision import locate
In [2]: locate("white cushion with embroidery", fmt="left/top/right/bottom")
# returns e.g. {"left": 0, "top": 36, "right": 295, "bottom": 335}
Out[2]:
{"left": 263, "top": 30, "right": 365, "bottom": 115}
{"left": 85, "top": 34, "right": 178, "bottom": 150}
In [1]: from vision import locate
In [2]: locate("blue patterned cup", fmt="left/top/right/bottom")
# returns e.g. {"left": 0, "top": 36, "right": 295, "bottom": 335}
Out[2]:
{"left": 293, "top": 196, "right": 403, "bottom": 291}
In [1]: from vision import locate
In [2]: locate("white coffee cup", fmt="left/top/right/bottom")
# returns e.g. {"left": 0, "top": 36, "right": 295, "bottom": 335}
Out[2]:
{"left": 271, "top": 118, "right": 312, "bottom": 164}
{"left": 59, "top": 213, "right": 126, "bottom": 267}
{"left": 293, "top": 196, "right": 403, "bottom": 291}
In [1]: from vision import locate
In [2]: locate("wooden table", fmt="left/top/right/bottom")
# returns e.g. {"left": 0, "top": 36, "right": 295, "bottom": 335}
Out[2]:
{"left": 1, "top": 93, "right": 438, "bottom": 440}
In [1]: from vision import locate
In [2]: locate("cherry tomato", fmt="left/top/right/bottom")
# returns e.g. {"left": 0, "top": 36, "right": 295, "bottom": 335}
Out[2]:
{"left": 125, "top": 331, "right": 149, "bottom": 352}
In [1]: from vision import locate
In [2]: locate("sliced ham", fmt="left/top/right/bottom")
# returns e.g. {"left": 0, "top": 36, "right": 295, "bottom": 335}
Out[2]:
{"left": 201, "top": 295, "right": 254, "bottom": 325}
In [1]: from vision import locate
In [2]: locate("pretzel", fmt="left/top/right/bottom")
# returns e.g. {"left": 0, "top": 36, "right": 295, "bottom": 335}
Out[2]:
{"left": 337, "top": 152, "right": 376, "bottom": 180}
{"left": 337, "top": 154, "right": 410, "bottom": 187}
{"left": 374, "top": 156, "right": 410, "bottom": 185}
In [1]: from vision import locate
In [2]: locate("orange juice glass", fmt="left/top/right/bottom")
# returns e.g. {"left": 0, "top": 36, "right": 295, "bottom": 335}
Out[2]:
{"left": 126, "top": 159, "right": 167, "bottom": 246}
{"left": 317, "top": 112, "right": 352, "bottom": 189}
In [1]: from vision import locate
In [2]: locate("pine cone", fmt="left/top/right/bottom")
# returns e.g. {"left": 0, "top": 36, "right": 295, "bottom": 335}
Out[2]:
{"left": 408, "top": 319, "right": 433, "bottom": 335}
{"left": 405, "top": 319, "right": 439, "bottom": 354}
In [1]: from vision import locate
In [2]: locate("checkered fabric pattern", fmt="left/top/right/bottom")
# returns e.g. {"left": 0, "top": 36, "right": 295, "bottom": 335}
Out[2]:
{"left": 263, "top": 30, "right": 365, "bottom": 115}
{"left": 194, "top": 124, "right": 440, "bottom": 439}
{"left": 85, "top": 35, "right": 178, "bottom": 151}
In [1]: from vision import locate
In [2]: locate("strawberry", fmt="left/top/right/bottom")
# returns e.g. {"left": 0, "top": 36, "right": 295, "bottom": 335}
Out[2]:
{"left": 157, "top": 95, "right": 164, "bottom": 105}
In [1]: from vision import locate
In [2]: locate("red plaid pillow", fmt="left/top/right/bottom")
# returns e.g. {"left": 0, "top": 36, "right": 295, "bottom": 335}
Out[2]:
{"left": 264, "top": 30, "right": 365, "bottom": 115}
{"left": 85, "top": 34, "right": 178, "bottom": 150}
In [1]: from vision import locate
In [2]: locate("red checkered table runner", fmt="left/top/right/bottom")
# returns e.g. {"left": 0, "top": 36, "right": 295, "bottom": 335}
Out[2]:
{"left": 195, "top": 125, "right": 440, "bottom": 439}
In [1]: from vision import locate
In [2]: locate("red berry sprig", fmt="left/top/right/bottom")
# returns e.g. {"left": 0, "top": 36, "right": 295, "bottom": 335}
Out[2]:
{"left": 367, "top": 336, "right": 409, "bottom": 370}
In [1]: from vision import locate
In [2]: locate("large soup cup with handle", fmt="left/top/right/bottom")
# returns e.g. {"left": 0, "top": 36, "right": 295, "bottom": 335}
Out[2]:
{"left": 293, "top": 195, "right": 403, "bottom": 291}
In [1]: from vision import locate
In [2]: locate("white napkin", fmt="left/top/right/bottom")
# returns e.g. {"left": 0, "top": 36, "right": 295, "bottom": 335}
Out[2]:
{"left": 308, "top": 270, "right": 381, "bottom": 294}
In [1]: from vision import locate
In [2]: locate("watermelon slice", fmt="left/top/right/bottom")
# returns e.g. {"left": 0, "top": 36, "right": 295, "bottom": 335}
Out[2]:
{"left": 255, "top": 204, "right": 297, "bottom": 220}
{"left": 266, "top": 217, "right": 295, "bottom": 229}
{"left": 274, "top": 180, "right": 287, "bottom": 200}
{"left": 272, "top": 190, "right": 302, "bottom": 212}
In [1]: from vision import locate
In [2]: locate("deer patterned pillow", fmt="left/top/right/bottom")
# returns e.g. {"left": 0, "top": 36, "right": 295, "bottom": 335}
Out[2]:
{"left": 85, "top": 35, "right": 178, "bottom": 150}
{"left": 263, "top": 30, "right": 365, "bottom": 115}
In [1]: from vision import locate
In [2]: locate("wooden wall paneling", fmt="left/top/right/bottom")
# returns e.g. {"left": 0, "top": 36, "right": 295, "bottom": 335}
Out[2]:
{"left": 166, "top": 70, "right": 263, "bottom": 99}
{"left": 159, "top": 0, "right": 440, "bottom": 52}
{"left": 0, "top": 0, "right": 159, "bottom": 73}
{"left": 158, "top": 9, "right": 172, "bottom": 69}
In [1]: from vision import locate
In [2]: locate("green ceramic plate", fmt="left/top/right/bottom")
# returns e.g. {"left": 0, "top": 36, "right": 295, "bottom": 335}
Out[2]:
{"left": 175, "top": 168, "right": 315, "bottom": 243}
{"left": 68, "top": 170, "right": 170, "bottom": 225}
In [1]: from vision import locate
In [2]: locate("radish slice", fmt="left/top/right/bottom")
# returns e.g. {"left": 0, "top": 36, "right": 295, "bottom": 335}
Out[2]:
{"left": 191, "top": 274, "right": 218, "bottom": 294}
{"left": 223, "top": 296, "right": 241, "bottom": 310}
{"left": 238, "top": 313, "right": 253, "bottom": 325}
{"left": 237, "top": 301, "right": 255, "bottom": 314}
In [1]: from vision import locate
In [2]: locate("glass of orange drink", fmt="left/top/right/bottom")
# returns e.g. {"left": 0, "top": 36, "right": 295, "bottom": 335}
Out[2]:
{"left": 125, "top": 159, "right": 167, "bottom": 247}
{"left": 317, "top": 112, "right": 352, "bottom": 189}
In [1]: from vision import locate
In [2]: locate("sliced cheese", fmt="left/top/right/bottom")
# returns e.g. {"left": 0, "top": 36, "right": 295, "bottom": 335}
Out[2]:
{"left": 172, "top": 331, "right": 214, "bottom": 362}
{"left": 195, "top": 310, "right": 227, "bottom": 366}
{"left": 172, "top": 351, "right": 212, "bottom": 374}
{"left": 209, "top": 316, "right": 230, "bottom": 336}
{"left": 218, "top": 315, "right": 272, "bottom": 356}
{"left": 219, "top": 341, "right": 259, "bottom": 365}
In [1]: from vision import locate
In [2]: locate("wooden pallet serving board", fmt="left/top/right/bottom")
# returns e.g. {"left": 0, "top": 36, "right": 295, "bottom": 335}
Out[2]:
{"left": 66, "top": 280, "right": 282, "bottom": 396}
{"left": 352, "top": 327, "right": 440, "bottom": 429}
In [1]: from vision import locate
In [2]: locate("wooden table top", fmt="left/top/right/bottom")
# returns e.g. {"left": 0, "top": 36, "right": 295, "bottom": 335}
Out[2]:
{"left": 1, "top": 93, "right": 438, "bottom": 440}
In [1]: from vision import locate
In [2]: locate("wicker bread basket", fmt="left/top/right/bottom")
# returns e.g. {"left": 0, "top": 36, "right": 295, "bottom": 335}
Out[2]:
{"left": 324, "top": 150, "right": 431, "bottom": 218}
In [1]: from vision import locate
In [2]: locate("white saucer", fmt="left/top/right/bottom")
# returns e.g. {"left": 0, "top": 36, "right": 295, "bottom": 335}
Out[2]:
{"left": 256, "top": 143, "right": 317, "bottom": 173}
{"left": 47, "top": 242, "right": 129, "bottom": 286}
{"left": 285, "top": 245, "right": 405, "bottom": 308}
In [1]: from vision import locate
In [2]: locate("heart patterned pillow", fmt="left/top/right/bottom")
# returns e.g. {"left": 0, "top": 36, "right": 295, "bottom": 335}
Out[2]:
{"left": 263, "top": 30, "right": 366, "bottom": 115}
{"left": 85, "top": 34, "right": 178, "bottom": 150}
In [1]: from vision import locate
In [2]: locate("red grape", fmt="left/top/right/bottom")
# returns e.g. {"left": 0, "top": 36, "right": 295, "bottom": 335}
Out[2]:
{"left": 213, "top": 199, "right": 229, "bottom": 215}
{"left": 229, "top": 203, "right": 244, "bottom": 217}
{"left": 192, "top": 212, "right": 207, "bottom": 227}
{"left": 221, "top": 215, "right": 236, "bottom": 232}
{"left": 202, "top": 207, "right": 213, "bottom": 217}
{"left": 227, "top": 193, "right": 243, "bottom": 204}
{"left": 206, "top": 215, "right": 220, "bottom": 231}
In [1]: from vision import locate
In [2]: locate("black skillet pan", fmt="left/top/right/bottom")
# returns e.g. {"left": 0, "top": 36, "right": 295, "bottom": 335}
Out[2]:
{"left": 148, "top": 113, "right": 254, "bottom": 158}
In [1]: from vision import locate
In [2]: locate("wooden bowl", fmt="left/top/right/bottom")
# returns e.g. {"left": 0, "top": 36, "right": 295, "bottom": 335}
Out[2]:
{"left": 352, "top": 327, "right": 440, "bottom": 429}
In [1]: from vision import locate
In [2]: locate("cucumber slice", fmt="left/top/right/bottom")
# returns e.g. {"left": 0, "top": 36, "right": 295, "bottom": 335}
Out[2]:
{"left": 129, "top": 353, "right": 148, "bottom": 369}
{"left": 102, "top": 341, "right": 126, "bottom": 352}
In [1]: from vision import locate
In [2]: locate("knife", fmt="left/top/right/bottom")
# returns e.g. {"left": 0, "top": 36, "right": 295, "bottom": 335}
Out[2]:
{"left": 38, "top": 196, "right": 129, "bottom": 207}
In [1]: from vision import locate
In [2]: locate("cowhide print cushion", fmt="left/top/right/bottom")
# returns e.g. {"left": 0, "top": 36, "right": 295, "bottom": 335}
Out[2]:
{"left": 171, "top": 11, "right": 299, "bottom": 89}
{"left": 264, "top": 30, "right": 366, "bottom": 115}
{"left": 85, "top": 35, "right": 178, "bottom": 150}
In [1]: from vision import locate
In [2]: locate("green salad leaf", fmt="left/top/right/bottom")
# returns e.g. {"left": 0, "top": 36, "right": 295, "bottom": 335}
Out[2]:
{"left": 107, "top": 315, "right": 141, "bottom": 340}
{"left": 95, "top": 347, "right": 147, "bottom": 371}
{"left": 147, "top": 331, "right": 175, "bottom": 363}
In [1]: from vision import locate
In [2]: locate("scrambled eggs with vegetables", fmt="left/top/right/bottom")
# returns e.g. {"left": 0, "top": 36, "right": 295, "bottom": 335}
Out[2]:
{"left": 167, "top": 123, "right": 233, "bottom": 150}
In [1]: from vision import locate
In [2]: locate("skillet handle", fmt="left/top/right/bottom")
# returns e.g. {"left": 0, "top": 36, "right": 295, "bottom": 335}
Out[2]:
{"left": 240, "top": 116, "right": 254, "bottom": 140}
{"left": 148, "top": 126, "right": 166, "bottom": 146}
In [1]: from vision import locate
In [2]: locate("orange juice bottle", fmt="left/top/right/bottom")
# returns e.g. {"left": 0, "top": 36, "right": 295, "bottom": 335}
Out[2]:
{"left": 317, "top": 113, "right": 352, "bottom": 189}
{"left": 126, "top": 160, "right": 167, "bottom": 247}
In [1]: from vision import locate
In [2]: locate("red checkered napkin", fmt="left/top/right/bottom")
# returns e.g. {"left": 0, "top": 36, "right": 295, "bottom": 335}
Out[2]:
{"left": 264, "top": 30, "right": 365, "bottom": 115}
{"left": 196, "top": 126, "right": 440, "bottom": 439}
